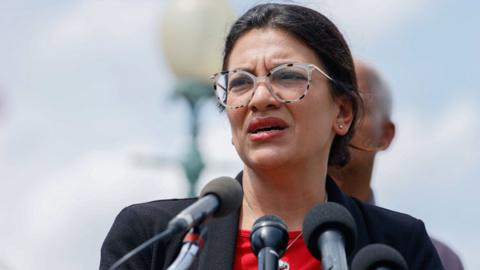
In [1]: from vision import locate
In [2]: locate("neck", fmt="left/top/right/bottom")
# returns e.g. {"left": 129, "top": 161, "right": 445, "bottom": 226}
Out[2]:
{"left": 328, "top": 157, "right": 375, "bottom": 202}
{"left": 240, "top": 164, "right": 328, "bottom": 231}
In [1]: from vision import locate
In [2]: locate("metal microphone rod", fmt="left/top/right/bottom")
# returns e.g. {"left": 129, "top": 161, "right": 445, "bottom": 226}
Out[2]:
{"left": 258, "top": 247, "right": 280, "bottom": 270}
{"left": 167, "top": 226, "right": 207, "bottom": 270}
{"left": 319, "top": 230, "right": 348, "bottom": 270}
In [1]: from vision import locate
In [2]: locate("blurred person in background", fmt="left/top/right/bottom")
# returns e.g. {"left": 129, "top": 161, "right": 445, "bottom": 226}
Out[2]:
{"left": 328, "top": 60, "right": 464, "bottom": 270}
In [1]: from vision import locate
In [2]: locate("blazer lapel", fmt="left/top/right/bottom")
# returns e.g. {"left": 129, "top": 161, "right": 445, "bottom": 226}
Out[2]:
{"left": 196, "top": 209, "right": 240, "bottom": 270}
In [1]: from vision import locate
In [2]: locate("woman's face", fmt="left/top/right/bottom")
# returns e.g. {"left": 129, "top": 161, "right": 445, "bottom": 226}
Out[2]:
{"left": 226, "top": 28, "right": 352, "bottom": 170}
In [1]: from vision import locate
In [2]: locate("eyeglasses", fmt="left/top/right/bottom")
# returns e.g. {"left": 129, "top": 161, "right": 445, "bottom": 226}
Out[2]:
{"left": 211, "top": 63, "right": 334, "bottom": 109}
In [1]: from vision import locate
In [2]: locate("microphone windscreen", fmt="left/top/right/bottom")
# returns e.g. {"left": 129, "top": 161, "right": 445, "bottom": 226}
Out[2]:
{"left": 251, "top": 215, "right": 289, "bottom": 256}
{"left": 351, "top": 243, "right": 408, "bottom": 270}
{"left": 302, "top": 202, "right": 357, "bottom": 260}
{"left": 199, "top": 176, "right": 243, "bottom": 217}
{"left": 252, "top": 214, "right": 288, "bottom": 231}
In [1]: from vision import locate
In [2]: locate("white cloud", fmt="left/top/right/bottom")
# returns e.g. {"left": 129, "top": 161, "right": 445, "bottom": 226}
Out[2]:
{"left": 0, "top": 142, "right": 186, "bottom": 270}
{"left": 244, "top": 0, "right": 431, "bottom": 49}
{"left": 197, "top": 102, "right": 242, "bottom": 191}
{"left": 375, "top": 98, "right": 478, "bottom": 196}
{"left": 317, "top": 0, "right": 429, "bottom": 38}
{"left": 0, "top": 2, "right": 192, "bottom": 268}
{"left": 37, "top": 0, "right": 163, "bottom": 50}
{"left": 371, "top": 98, "right": 479, "bottom": 269}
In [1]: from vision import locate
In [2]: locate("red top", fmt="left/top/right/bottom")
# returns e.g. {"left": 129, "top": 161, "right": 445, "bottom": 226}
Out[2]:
{"left": 233, "top": 230, "right": 322, "bottom": 270}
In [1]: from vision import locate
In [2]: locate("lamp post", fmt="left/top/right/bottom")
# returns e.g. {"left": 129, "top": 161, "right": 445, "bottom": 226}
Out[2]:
{"left": 160, "top": 0, "right": 235, "bottom": 197}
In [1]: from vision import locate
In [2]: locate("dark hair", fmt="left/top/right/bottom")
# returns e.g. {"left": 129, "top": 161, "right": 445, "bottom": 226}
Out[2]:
{"left": 222, "top": 3, "right": 359, "bottom": 167}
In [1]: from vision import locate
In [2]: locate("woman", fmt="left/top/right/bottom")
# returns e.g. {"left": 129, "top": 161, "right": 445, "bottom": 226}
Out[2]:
{"left": 101, "top": 4, "right": 443, "bottom": 269}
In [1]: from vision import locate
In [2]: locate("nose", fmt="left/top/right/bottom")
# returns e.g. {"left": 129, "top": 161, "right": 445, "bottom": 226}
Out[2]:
{"left": 247, "top": 80, "right": 281, "bottom": 111}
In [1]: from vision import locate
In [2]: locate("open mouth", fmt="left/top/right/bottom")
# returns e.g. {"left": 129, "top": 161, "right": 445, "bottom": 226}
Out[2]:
{"left": 247, "top": 117, "right": 289, "bottom": 135}
{"left": 251, "top": 126, "right": 286, "bottom": 134}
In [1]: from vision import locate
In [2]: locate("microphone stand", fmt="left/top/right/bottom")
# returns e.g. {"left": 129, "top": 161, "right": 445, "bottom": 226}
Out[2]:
{"left": 319, "top": 230, "right": 348, "bottom": 270}
{"left": 167, "top": 225, "right": 208, "bottom": 270}
{"left": 258, "top": 247, "right": 280, "bottom": 270}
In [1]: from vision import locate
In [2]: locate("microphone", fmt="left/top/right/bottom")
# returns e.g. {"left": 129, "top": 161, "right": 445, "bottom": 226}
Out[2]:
{"left": 167, "top": 225, "right": 208, "bottom": 270}
{"left": 167, "top": 176, "right": 243, "bottom": 234}
{"left": 351, "top": 243, "right": 408, "bottom": 270}
{"left": 302, "top": 202, "right": 357, "bottom": 270}
{"left": 250, "top": 215, "right": 289, "bottom": 270}
{"left": 108, "top": 176, "right": 242, "bottom": 270}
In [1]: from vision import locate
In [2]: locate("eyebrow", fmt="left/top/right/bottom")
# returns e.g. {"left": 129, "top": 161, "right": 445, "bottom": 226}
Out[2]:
{"left": 230, "top": 66, "right": 254, "bottom": 73}
{"left": 228, "top": 61, "right": 300, "bottom": 74}
{"left": 270, "top": 59, "right": 296, "bottom": 67}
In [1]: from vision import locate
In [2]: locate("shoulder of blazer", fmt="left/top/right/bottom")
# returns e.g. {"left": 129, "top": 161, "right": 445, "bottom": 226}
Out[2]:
{"left": 351, "top": 199, "right": 444, "bottom": 269}
{"left": 128, "top": 197, "right": 198, "bottom": 215}
{"left": 100, "top": 198, "right": 198, "bottom": 270}
{"left": 354, "top": 199, "right": 423, "bottom": 242}
{"left": 123, "top": 198, "right": 198, "bottom": 233}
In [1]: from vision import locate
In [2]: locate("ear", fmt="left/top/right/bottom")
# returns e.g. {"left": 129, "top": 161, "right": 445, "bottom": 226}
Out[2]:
{"left": 378, "top": 121, "right": 395, "bottom": 150}
{"left": 333, "top": 97, "right": 354, "bottom": 136}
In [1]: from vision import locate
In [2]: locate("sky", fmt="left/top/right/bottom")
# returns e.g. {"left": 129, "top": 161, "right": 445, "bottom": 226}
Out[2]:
{"left": 0, "top": 0, "right": 478, "bottom": 269}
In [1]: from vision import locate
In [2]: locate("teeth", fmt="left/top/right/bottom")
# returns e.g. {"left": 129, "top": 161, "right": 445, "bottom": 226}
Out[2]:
{"left": 253, "top": 126, "right": 282, "bottom": 133}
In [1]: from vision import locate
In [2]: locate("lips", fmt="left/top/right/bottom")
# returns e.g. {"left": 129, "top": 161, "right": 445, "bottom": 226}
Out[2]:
{"left": 247, "top": 117, "right": 289, "bottom": 141}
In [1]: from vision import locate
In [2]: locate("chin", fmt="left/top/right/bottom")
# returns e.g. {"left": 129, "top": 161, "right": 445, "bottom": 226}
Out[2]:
{"left": 241, "top": 148, "right": 294, "bottom": 170}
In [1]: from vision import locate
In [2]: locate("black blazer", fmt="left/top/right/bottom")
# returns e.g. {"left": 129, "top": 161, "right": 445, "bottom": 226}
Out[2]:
{"left": 100, "top": 175, "right": 443, "bottom": 270}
